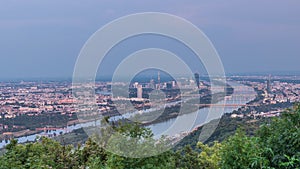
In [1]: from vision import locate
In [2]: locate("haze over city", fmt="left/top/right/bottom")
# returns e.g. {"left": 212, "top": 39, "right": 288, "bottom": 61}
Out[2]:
{"left": 1, "top": 1, "right": 300, "bottom": 168}
{"left": 0, "top": 0, "right": 300, "bottom": 80}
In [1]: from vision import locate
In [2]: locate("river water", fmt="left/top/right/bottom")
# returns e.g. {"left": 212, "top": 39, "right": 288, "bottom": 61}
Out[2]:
{"left": 148, "top": 82, "right": 256, "bottom": 138}
{"left": 0, "top": 81, "right": 256, "bottom": 149}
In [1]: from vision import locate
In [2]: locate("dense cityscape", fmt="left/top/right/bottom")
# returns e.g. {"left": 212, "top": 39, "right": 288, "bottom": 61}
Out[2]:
{"left": 1, "top": 1, "right": 299, "bottom": 168}
{"left": 1, "top": 75, "right": 299, "bottom": 142}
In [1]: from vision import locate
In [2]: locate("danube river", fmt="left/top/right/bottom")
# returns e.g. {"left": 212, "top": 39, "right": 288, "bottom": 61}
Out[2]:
{"left": 148, "top": 81, "right": 256, "bottom": 138}
{"left": 0, "top": 81, "right": 256, "bottom": 149}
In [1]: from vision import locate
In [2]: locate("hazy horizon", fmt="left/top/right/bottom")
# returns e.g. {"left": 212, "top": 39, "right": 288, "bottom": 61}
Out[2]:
{"left": 1, "top": 1, "right": 300, "bottom": 79}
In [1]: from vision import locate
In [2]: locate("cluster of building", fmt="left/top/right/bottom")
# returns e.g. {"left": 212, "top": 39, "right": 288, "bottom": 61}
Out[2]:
{"left": 231, "top": 75, "right": 300, "bottom": 119}
{"left": 0, "top": 74, "right": 205, "bottom": 121}
{"left": 246, "top": 77, "right": 300, "bottom": 104}
{"left": 265, "top": 80, "right": 300, "bottom": 103}
{"left": 5, "top": 74, "right": 300, "bottom": 134}
{"left": 0, "top": 81, "right": 76, "bottom": 119}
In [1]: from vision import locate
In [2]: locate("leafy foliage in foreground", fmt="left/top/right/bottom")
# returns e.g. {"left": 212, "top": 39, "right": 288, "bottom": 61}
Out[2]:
{"left": 1, "top": 104, "right": 300, "bottom": 168}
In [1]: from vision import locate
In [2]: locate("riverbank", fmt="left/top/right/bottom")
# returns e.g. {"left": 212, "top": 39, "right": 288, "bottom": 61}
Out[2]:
{"left": 0, "top": 82, "right": 237, "bottom": 149}
{"left": 116, "top": 84, "right": 234, "bottom": 126}
{"left": 29, "top": 82, "right": 252, "bottom": 148}
{"left": 0, "top": 129, "right": 38, "bottom": 141}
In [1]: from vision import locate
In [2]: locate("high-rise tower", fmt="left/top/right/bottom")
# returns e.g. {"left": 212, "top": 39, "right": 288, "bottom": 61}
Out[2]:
{"left": 137, "top": 85, "right": 143, "bottom": 98}
{"left": 157, "top": 71, "right": 160, "bottom": 89}
{"left": 194, "top": 73, "right": 200, "bottom": 89}
{"left": 267, "top": 75, "right": 271, "bottom": 93}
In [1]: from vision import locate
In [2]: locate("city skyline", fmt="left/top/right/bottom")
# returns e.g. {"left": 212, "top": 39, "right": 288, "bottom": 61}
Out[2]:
{"left": 0, "top": 1, "right": 300, "bottom": 79}
{"left": 1, "top": 1, "right": 300, "bottom": 166}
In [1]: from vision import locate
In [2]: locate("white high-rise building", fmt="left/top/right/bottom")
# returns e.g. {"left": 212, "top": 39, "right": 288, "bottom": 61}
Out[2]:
{"left": 133, "top": 82, "right": 139, "bottom": 88}
{"left": 137, "top": 85, "right": 143, "bottom": 98}
{"left": 172, "top": 81, "right": 176, "bottom": 88}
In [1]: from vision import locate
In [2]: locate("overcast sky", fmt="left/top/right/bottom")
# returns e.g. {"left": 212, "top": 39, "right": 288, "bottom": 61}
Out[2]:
{"left": 0, "top": 0, "right": 300, "bottom": 79}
